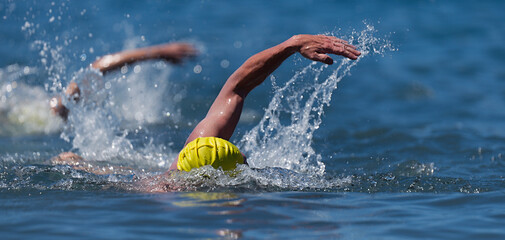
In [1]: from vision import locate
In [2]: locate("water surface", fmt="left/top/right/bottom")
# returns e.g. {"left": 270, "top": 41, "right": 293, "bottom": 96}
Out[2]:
{"left": 1, "top": 0, "right": 505, "bottom": 239}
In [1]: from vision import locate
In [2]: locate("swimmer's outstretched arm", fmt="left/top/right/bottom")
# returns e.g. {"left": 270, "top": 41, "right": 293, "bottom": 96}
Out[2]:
{"left": 185, "top": 34, "right": 360, "bottom": 142}
{"left": 91, "top": 42, "right": 197, "bottom": 73}
{"left": 51, "top": 42, "right": 197, "bottom": 120}
{"left": 168, "top": 34, "right": 360, "bottom": 170}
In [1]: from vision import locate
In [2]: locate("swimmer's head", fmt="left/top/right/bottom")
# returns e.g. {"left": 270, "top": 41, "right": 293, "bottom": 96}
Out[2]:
{"left": 177, "top": 137, "right": 245, "bottom": 172}
{"left": 65, "top": 82, "right": 81, "bottom": 102}
{"left": 50, "top": 96, "right": 69, "bottom": 121}
{"left": 49, "top": 82, "right": 81, "bottom": 121}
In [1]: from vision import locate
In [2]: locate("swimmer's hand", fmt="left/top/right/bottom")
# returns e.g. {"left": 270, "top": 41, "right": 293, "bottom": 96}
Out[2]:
{"left": 51, "top": 151, "right": 134, "bottom": 175}
{"left": 50, "top": 82, "right": 80, "bottom": 121}
{"left": 155, "top": 43, "right": 198, "bottom": 64}
{"left": 50, "top": 96, "right": 69, "bottom": 121}
{"left": 289, "top": 34, "right": 361, "bottom": 64}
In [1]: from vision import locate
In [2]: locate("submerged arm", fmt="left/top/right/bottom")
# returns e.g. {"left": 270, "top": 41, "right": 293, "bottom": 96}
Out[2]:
{"left": 91, "top": 42, "right": 197, "bottom": 73}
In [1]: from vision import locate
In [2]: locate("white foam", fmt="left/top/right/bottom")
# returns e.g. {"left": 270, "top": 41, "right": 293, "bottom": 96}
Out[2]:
{"left": 0, "top": 64, "right": 64, "bottom": 135}
{"left": 61, "top": 63, "right": 182, "bottom": 167}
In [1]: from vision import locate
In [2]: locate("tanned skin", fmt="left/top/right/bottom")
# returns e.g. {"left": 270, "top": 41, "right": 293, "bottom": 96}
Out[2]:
{"left": 53, "top": 34, "right": 361, "bottom": 179}
{"left": 91, "top": 43, "right": 197, "bottom": 73}
{"left": 50, "top": 43, "right": 197, "bottom": 120}
{"left": 167, "top": 34, "right": 360, "bottom": 171}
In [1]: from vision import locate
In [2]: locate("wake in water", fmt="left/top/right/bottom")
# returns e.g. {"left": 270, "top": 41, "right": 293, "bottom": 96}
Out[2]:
{"left": 72, "top": 25, "right": 393, "bottom": 191}
{"left": 1, "top": 24, "right": 398, "bottom": 192}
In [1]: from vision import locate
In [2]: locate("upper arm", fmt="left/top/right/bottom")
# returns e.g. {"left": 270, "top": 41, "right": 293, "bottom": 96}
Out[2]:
{"left": 184, "top": 89, "right": 245, "bottom": 145}
{"left": 180, "top": 38, "right": 294, "bottom": 146}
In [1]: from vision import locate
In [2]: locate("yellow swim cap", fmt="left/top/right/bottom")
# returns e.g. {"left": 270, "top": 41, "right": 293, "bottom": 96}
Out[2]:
{"left": 177, "top": 137, "right": 244, "bottom": 172}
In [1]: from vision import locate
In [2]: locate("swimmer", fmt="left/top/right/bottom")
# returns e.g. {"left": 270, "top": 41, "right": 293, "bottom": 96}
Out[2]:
{"left": 53, "top": 34, "right": 360, "bottom": 185}
{"left": 168, "top": 34, "right": 360, "bottom": 172}
{"left": 50, "top": 42, "right": 197, "bottom": 120}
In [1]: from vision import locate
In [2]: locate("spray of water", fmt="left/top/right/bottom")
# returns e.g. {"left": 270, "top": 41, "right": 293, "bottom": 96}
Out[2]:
{"left": 60, "top": 62, "right": 183, "bottom": 168}
{"left": 2, "top": 16, "right": 398, "bottom": 192}
{"left": 14, "top": 8, "right": 186, "bottom": 168}
{"left": 119, "top": 24, "right": 396, "bottom": 191}
{"left": 0, "top": 64, "right": 63, "bottom": 135}
{"left": 239, "top": 25, "right": 393, "bottom": 176}
{"left": 32, "top": 40, "right": 68, "bottom": 93}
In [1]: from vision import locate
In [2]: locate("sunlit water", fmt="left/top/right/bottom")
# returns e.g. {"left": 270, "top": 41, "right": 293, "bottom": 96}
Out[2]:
{"left": 2, "top": 0, "right": 505, "bottom": 239}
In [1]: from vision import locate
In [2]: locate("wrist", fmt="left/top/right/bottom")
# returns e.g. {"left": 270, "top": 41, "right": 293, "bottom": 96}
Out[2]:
{"left": 284, "top": 35, "right": 303, "bottom": 53}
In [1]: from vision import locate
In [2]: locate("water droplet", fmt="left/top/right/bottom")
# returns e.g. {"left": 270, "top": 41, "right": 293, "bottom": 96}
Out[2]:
{"left": 120, "top": 65, "right": 128, "bottom": 74}
{"left": 193, "top": 65, "right": 202, "bottom": 74}
{"left": 220, "top": 60, "right": 229, "bottom": 68}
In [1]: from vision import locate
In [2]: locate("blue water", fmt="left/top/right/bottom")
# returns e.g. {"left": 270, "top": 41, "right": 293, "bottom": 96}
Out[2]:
{"left": 2, "top": 0, "right": 505, "bottom": 239}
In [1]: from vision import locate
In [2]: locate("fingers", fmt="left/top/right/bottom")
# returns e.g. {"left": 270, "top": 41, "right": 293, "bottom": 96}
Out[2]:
{"left": 341, "top": 43, "right": 361, "bottom": 56}
{"left": 324, "top": 36, "right": 361, "bottom": 60}
{"left": 312, "top": 53, "right": 334, "bottom": 65}
{"left": 328, "top": 42, "right": 360, "bottom": 60}
{"left": 341, "top": 45, "right": 361, "bottom": 60}
{"left": 295, "top": 34, "right": 362, "bottom": 63}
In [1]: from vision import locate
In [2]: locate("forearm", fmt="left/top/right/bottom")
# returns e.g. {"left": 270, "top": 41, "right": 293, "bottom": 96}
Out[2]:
{"left": 91, "top": 46, "right": 163, "bottom": 73}
{"left": 184, "top": 37, "right": 299, "bottom": 143}
{"left": 226, "top": 36, "right": 299, "bottom": 97}
{"left": 225, "top": 34, "right": 360, "bottom": 96}
{"left": 182, "top": 34, "right": 359, "bottom": 144}
{"left": 91, "top": 43, "right": 195, "bottom": 73}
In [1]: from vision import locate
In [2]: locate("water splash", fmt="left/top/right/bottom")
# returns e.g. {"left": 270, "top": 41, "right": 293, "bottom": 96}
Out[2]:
{"left": 2, "top": 19, "right": 400, "bottom": 192}
{"left": 239, "top": 25, "right": 394, "bottom": 175}
{"left": 32, "top": 40, "right": 67, "bottom": 93}
{"left": 16, "top": 5, "right": 185, "bottom": 167}
{"left": 106, "top": 62, "right": 183, "bottom": 126}
{"left": 159, "top": 165, "right": 353, "bottom": 192}
{"left": 0, "top": 64, "right": 63, "bottom": 135}
{"left": 60, "top": 63, "right": 182, "bottom": 168}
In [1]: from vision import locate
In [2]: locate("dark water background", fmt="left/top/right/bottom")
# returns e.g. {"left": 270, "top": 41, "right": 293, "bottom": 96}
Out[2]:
{"left": 1, "top": 0, "right": 505, "bottom": 239}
